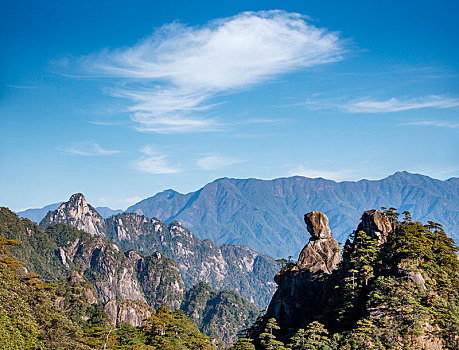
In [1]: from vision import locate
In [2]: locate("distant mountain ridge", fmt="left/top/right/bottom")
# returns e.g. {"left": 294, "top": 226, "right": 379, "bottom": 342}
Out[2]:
{"left": 16, "top": 172, "right": 459, "bottom": 259}
{"left": 17, "top": 203, "right": 122, "bottom": 221}
{"left": 126, "top": 171, "right": 459, "bottom": 258}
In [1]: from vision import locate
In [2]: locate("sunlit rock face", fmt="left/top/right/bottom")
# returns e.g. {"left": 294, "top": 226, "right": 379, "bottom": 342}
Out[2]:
{"left": 40, "top": 193, "right": 106, "bottom": 236}
{"left": 356, "top": 209, "right": 392, "bottom": 245}
{"left": 104, "top": 300, "right": 153, "bottom": 327}
{"left": 297, "top": 211, "right": 341, "bottom": 274}
{"left": 304, "top": 211, "right": 331, "bottom": 239}
{"left": 267, "top": 211, "right": 341, "bottom": 328}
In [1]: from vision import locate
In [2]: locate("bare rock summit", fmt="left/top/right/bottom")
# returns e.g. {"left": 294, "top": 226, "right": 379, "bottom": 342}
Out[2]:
{"left": 267, "top": 211, "right": 341, "bottom": 328}
{"left": 356, "top": 209, "right": 392, "bottom": 245}
{"left": 297, "top": 211, "right": 341, "bottom": 274}
{"left": 40, "top": 193, "right": 106, "bottom": 236}
{"left": 304, "top": 211, "right": 331, "bottom": 239}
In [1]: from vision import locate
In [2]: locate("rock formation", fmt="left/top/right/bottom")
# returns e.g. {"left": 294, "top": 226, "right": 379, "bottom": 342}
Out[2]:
{"left": 106, "top": 216, "right": 278, "bottom": 307}
{"left": 104, "top": 300, "right": 153, "bottom": 327}
{"left": 39, "top": 193, "right": 277, "bottom": 308}
{"left": 39, "top": 194, "right": 277, "bottom": 307}
{"left": 267, "top": 211, "right": 341, "bottom": 328}
{"left": 40, "top": 193, "right": 106, "bottom": 236}
{"left": 356, "top": 209, "right": 392, "bottom": 245}
{"left": 127, "top": 250, "right": 185, "bottom": 310}
{"left": 297, "top": 211, "right": 341, "bottom": 274}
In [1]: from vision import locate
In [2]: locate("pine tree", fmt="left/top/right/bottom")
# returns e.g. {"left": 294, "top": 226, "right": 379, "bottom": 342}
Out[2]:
{"left": 259, "top": 318, "right": 285, "bottom": 350}
{"left": 229, "top": 338, "right": 256, "bottom": 350}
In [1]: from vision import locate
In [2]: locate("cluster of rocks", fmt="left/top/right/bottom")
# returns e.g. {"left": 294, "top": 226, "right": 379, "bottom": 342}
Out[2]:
{"left": 267, "top": 209, "right": 397, "bottom": 328}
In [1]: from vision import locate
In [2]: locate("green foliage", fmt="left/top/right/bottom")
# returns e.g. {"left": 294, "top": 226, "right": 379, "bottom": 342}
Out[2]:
{"left": 143, "top": 305, "right": 214, "bottom": 349}
{"left": 229, "top": 338, "right": 256, "bottom": 350}
{"left": 181, "top": 281, "right": 260, "bottom": 346}
{"left": 290, "top": 322, "right": 331, "bottom": 350}
{"left": 259, "top": 318, "right": 285, "bottom": 350}
{"left": 0, "top": 234, "right": 89, "bottom": 350}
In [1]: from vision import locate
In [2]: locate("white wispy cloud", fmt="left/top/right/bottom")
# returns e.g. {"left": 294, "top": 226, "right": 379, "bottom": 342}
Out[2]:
{"left": 132, "top": 145, "right": 181, "bottom": 174}
{"left": 302, "top": 95, "right": 459, "bottom": 113}
{"left": 58, "top": 142, "right": 120, "bottom": 156}
{"left": 196, "top": 155, "right": 246, "bottom": 170}
{"left": 400, "top": 120, "right": 459, "bottom": 128}
{"left": 343, "top": 95, "right": 459, "bottom": 113}
{"left": 7, "top": 84, "right": 38, "bottom": 89}
{"left": 74, "top": 10, "right": 345, "bottom": 133}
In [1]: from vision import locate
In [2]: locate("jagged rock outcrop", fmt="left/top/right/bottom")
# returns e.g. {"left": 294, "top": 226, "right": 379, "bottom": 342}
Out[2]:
{"left": 297, "top": 211, "right": 341, "bottom": 274}
{"left": 54, "top": 269, "right": 99, "bottom": 324}
{"left": 2, "top": 208, "right": 187, "bottom": 308}
{"left": 39, "top": 194, "right": 277, "bottom": 307}
{"left": 1, "top": 206, "right": 262, "bottom": 342}
{"left": 356, "top": 209, "right": 392, "bottom": 245}
{"left": 267, "top": 211, "right": 341, "bottom": 328}
{"left": 40, "top": 193, "right": 106, "bottom": 236}
{"left": 127, "top": 250, "right": 185, "bottom": 310}
{"left": 104, "top": 300, "right": 153, "bottom": 327}
{"left": 104, "top": 212, "right": 278, "bottom": 307}
{"left": 304, "top": 211, "right": 331, "bottom": 239}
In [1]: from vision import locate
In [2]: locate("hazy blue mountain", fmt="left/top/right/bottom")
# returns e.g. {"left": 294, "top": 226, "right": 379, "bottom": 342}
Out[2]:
{"left": 17, "top": 203, "right": 122, "bottom": 221}
{"left": 16, "top": 202, "right": 62, "bottom": 222}
{"left": 94, "top": 207, "right": 123, "bottom": 218}
{"left": 127, "top": 171, "right": 459, "bottom": 258}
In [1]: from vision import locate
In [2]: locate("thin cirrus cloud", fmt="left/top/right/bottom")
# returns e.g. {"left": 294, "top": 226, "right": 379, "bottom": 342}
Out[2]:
{"left": 343, "top": 95, "right": 459, "bottom": 113}
{"left": 303, "top": 95, "right": 459, "bottom": 113}
{"left": 400, "top": 120, "right": 459, "bottom": 129}
{"left": 132, "top": 145, "right": 181, "bottom": 174}
{"left": 58, "top": 142, "right": 120, "bottom": 156}
{"left": 196, "top": 155, "right": 247, "bottom": 170}
{"left": 74, "top": 10, "right": 346, "bottom": 133}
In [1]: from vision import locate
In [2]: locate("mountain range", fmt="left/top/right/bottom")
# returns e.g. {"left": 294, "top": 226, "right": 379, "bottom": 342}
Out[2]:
{"left": 17, "top": 172, "right": 459, "bottom": 258}
{"left": 1, "top": 203, "right": 261, "bottom": 346}
{"left": 128, "top": 171, "right": 459, "bottom": 257}
{"left": 39, "top": 193, "right": 278, "bottom": 307}
{"left": 18, "top": 202, "right": 122, "bottom": 221}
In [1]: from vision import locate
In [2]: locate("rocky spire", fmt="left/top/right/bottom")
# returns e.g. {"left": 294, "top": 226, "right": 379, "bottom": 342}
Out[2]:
{"left": 266, "top": 211, "right": 342, "bottom": 328}
{"left": 40, "top": 193, "right": 106, "bottom": 236}
{"left": 297, "top": 211, "right": 341, "bottom": 274}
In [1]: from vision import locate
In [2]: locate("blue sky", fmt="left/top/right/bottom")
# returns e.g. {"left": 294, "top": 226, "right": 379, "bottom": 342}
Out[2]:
{"left": 1, "top": 0, "right": 458, "bottom": 211}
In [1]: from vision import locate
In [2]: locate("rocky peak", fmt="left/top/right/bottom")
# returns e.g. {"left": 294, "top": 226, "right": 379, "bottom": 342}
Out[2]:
{"left": 356, "top": 209, "right": 392, "bottom": 245}
{"left": 267, "top": 211, "right": 341, "bottom": 328}
{"left": 40, "top": 193, "right": 106, "bottom": 236}
{"left": 304, "top": 211, "right": 331, "bottom": 239}
{"left": 297, "top": 211, "right": 341, "bottom": 274}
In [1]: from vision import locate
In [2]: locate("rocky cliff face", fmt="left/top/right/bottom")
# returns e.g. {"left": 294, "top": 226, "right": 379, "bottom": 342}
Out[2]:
{"left": 181, "top": 282, "right": 259, "bottom": 347}
{"left": 267, "top": 211, "right": 341, "bottom": 328}
{"left": 54, "top": 269, "right": 99, "bottom": 325}
{"left": 127, "top": 250, "right": 185, "bottom": 310}
{"left": 1, "top": 208, "right": 185, "bottom": 310}
{"left": 41, "top": 193, "right": 106, "bottom": 236}
{"left": 105, "top": 213, "right": 277, "bottom": 307}
{"left": 2, "top": 206, "right": 261, "bottom": 344}
{"left": 42, "top": 195, "right": 277, "bottom": 307}
{"left": 104, "top": 299, "right": 153, "bottom": 327}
